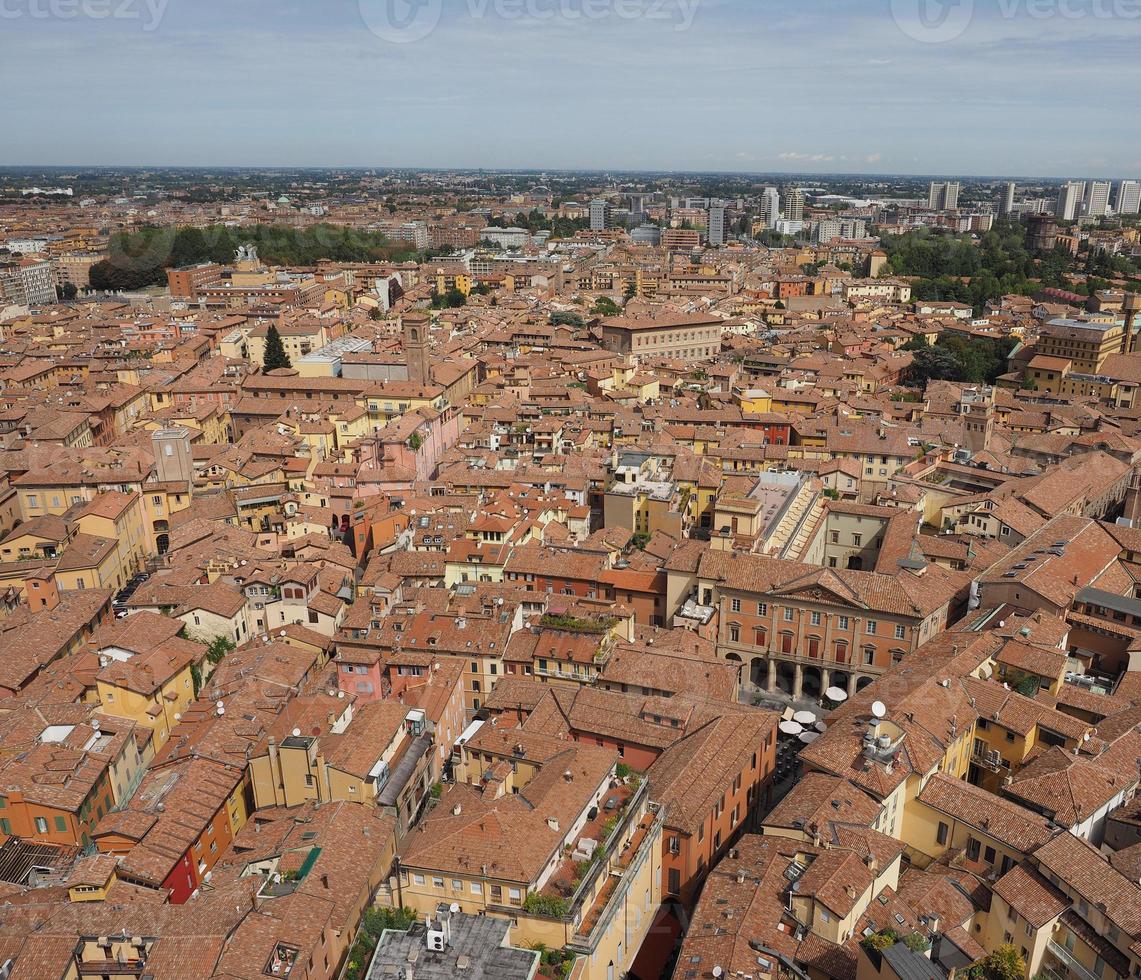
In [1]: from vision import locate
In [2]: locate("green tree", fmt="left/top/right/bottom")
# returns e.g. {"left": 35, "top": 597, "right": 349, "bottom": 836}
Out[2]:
{"left": 430, "top": 287, "right": 466, "bottom": 309}
{"left": 262, "top": 324, "right": 292, "bottom": 371}
{"left": 968, "top": 944, "right": 1025, "bottom": 980}
{"left": 206, "top": 635, "right": 236, "bottom": 665}
{"left": 592, "top": 296, "right": 621, "bottom": 317}
{"left": 907, "top": 344, "right": 964, "bottom": 385}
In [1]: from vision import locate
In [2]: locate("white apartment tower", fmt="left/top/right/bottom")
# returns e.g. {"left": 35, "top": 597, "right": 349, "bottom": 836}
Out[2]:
{"left": 784, "top": 187, "right": 805, "bottom": 222}
{"left": 1115, "top": 180, "right": 1141, "bottom": 215}
{"left": 707, "top": 204, "right": 727, "bottom": 246}
{"left": 928, "top": 181, "right": 961, "bottom": 210}
{"left": 760, "top": 187, "right": 781, "bottom": 228}
{"left": 1084, "top": 181, "right": 1112, "bottom": 218}
{"left": 1000, "top": 181, "right": 1016, "bottom": 216}
{"left": 1056, "top": 181, "right": 1084, "bottom": 221}
{"left": 589, "top": 199, "right": 610, "bottom": 232}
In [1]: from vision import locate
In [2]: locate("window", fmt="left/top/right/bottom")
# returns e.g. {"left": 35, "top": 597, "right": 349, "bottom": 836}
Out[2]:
{"left": 668, "top": 868, "right": 681, "bottom": 894}
{"left": 452, "top": 880, "right": 463, "bottom": 891}
{"left": 490, "top": 884, "right": 502, "bottom": 902}
{"left": 412, "top": 874, "right": 425, "bottom": 885}
{"left": 730, "top": 598, "right": 741, "bottom": 613}
{"left": 966, "top": 837, "right": 981, "bottom": 861}
{"left": 35, "top": 817, "right": 49, "bottom": 833}
{"left": 838, "top": 616, "right": 849, "bottom": 630}
{"left": 729, "top": 625, "right": 740, "bottom": 643}
{"left": 757, "top": 602, "right": 767, "bottom": 616}
{"left": 811, "top": 611, "right": 821, "bottom": 626}
{"left": 936, "top": 821, "right": 949, "bottom": 845}
{"left": 894, "top": 625, "right": 906, "bottom": 640}
{"left": 470, "top": 882, "right": 482, "bottom": 895}
{"left": 784, "top": 607, "right": 794, "bottom": 622}
{"left": 55, "top": 816, "right": 67, "bottom": 832}
{"left": 866, "top": 620, "right": 878, "bottom": 635}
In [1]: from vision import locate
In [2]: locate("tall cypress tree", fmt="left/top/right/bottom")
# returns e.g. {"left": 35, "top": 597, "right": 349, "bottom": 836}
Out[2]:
{"left": 263, "top": 324, "right": 292, "bottom": 371}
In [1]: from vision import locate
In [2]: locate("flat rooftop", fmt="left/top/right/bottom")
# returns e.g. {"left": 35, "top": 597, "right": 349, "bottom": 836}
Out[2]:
{"left": 366, "top": 913, "right": 538, "bottom": 980}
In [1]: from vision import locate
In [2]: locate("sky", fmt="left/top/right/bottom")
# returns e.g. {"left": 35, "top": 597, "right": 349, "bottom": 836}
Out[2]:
{"left": 1, "top": 0, "right": 1139, "bottom": 177}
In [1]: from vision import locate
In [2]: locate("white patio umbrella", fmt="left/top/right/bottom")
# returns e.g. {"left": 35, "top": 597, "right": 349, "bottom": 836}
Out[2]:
{"left": 779, "top": 720, "right": 804, "bottom": 736}
{"left": 825, "top": 686, "right": 849, "bottom": 702}
{"left": 793, "top": 710, "right": 817, "bottom": 725}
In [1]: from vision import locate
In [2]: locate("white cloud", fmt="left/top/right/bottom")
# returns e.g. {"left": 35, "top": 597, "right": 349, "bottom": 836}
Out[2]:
{"left": 778, "top": 152, "right": 836, "bottom": 163}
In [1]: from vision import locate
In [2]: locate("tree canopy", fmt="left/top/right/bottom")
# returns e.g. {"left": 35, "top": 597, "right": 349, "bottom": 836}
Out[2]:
{"left": 880, "top": 220, "right": 1077, "bottom": 313}
{"left": 967, "top": 944, "right": 1025, "bottom": 980}
{"left": 904, "top": 333, "right": 1018, "bottom": 387}
{"left": 262, "top": 324, "right": 292, "bottom": 372}
{"left": 89, "top": 223, "right": 421, "bottom": 293}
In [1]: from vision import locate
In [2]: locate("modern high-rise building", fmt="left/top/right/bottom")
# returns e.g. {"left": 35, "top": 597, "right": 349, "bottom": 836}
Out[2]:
{"left": 815, "top": 217, "right": 867, "bottom": 243}
{"left": 1000, "top": 181, "right": 1016, "bottom": 216}
{"left": 760, "top": 187, "right": 781, "bottom": 228}
{"left": 707, "top": 204, "right": 727, "bottom": 246}
{"left": 1116, "top": 180, "right": 1141, "bottom": 215}
{"left": 589, "top": 199, "right": 611, "bottom": 232}
{"left": 0, "top": 258, "right": 57, "bottom": 306}
{"left": 784, "top": 187, "right": 805, "bottom": 222}
{"left": 928, "top": 181, "right": 961, "bottom": 210}
{"left": 1083, "top": 181, "right": 1111, "bottom": 218}
{"left": 1055, "top": 181, "right": 1084, "bottom": 221}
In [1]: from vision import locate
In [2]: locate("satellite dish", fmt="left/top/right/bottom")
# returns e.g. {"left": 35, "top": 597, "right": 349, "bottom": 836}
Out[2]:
{"left": 216, "top": 701, "right": 224, "bottom": 709}
{"left": 292, "top": 728, "right": 302, "bottom": 737}
{"left": 871, "top": 701, "right": 887, "bottom": 719}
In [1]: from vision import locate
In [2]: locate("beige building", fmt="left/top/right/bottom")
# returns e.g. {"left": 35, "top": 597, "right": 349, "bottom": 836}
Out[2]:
{"left": 396, "top": 728, "right": 663, "bottom": 980}
{"left": 599, "top": 313, "right": 724, "bottom": 363}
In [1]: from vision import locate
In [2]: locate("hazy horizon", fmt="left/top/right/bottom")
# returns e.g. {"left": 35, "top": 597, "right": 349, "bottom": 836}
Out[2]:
{"left": 2, "top": 0, "right": 1139, "bottom": 176}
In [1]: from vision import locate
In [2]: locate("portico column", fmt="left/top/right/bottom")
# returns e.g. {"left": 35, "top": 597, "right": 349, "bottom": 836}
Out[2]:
{"left": 848, "top": 672, "right": 859, "bottom": 698}
{"left": 767, "top": 658, "right": 777, "bottom": 693}
{"left": 793, "top": 663, "right": 804, "bottom": 700}
{"left": 820, "top": 668, "right": 831, "bottom": 699}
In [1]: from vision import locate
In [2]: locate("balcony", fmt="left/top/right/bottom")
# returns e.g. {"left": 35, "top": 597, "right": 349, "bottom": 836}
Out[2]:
{"left": 1046, "top": 940, "right": 1101, "bottom": 980}
{"left": 971, "top": 748, "right": 1006, "bottom": 772}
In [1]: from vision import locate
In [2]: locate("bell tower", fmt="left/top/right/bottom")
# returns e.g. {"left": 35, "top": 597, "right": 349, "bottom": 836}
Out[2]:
{"left": 403, "top": 312, "right": 431, "bottom": 385}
